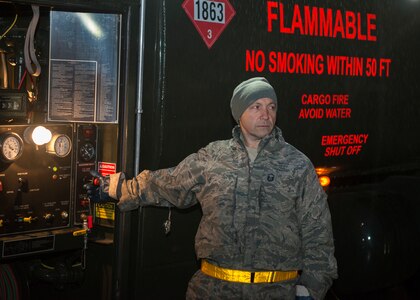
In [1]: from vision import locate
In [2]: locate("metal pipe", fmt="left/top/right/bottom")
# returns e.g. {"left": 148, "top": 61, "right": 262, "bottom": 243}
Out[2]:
{"left": 134, "top": 0, "right": 146, "bottom": 175}
{"left": 113, "top": 2, "right": 146, "bottom": 299}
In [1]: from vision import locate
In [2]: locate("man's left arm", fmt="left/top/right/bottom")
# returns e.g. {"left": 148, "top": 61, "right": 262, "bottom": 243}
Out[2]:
{"left": 298, "top": 167, "right": 338, "bottom": 300}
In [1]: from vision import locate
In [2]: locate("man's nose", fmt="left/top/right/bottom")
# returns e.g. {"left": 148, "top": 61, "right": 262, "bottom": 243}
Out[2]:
{"left": 260, "top": 108, "right": 270, "bottom": 119}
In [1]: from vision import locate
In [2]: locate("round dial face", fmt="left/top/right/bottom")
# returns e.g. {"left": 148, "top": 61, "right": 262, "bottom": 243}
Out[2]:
{"left": 1, "top": 133, "right": 24, "bottom": 162}
{"left": 79, "top": 142, "right": 95, "bottom": 162}
{"left": 54, "top": 134, "right": 72, "bottom": 157}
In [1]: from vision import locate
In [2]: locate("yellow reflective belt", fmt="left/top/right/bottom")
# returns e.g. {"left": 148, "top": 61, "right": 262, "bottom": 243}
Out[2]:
{"left": 201, "top": 260, "right": 298, "bottom": 284}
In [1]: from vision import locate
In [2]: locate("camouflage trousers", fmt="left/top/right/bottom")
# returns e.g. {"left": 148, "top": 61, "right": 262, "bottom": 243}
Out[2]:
{"left": 186, "top": 270, "right": 298, "bottom": 300}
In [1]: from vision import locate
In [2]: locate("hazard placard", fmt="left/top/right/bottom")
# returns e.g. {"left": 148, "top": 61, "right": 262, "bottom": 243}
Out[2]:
{"left": 182, "top": 0, "right": 236, "bottom": 49}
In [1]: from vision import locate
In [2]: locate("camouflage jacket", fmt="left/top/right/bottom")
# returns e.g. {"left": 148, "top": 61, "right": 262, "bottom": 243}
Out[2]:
{"left": 109, "top": 126, "right": 337, "bottom": 299}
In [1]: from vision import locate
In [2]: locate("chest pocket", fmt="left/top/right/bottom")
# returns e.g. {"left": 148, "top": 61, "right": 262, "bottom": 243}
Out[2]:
{"left": 199, "top": 169, "right": 238, "bottom": 215}
{"left": 259, "top": 171, "right": 298, "bottom": 214}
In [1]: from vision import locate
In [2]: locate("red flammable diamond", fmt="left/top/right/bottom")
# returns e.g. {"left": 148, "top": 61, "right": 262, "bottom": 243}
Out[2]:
{"left": 182, "top": 0, "right": 236, "bottom": 49}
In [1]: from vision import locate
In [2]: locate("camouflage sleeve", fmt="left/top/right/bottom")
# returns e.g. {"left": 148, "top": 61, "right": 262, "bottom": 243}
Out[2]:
{"left": 297, "top": 166, "right": 338, "bottom": 300}
{"left": 109, "top": 152, "right": 207, "bottom": 212}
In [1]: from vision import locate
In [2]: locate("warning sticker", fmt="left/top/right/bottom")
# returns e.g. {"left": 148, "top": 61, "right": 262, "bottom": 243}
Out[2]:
{"left": 182, "top": 0, "right": 236, "bottom": 48}
{"left": 96, "top": 161, "right": 117, "bottom": 225}
{"left": 98, "top": 161, "right": 116, "bottom": 176}
{"left": 95, "top": 202, "right": 115, "bottom": 221}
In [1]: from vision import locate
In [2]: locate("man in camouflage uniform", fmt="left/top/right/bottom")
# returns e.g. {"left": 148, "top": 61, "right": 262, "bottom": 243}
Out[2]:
{"left": 93, "top": 77, "right": 337, "bottom": 299}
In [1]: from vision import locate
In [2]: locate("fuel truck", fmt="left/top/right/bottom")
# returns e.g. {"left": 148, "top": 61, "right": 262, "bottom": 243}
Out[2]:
{"left": 0, "top": 0, "right": 420, "bottom": 299}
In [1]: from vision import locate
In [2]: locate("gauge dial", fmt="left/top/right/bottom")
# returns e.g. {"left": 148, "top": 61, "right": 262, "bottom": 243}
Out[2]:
{"left": 47, "top": 134, "right": 72, "bottom": 157}
{"left": 79, "top": 142, "right": 95, "bottom": 162}
{"left": 0, "top": 132, "right": 24, "bottom": 162}
{"left": 55, "top": 134, "right": 72, "bottom": 157}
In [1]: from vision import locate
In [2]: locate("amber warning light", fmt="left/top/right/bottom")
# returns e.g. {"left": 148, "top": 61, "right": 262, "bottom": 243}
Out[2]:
{"left": 316, "top": 167, "right": 335, "bottom": 188}
{"left": 318, "top": 175, "right": 331, "bottom": 187}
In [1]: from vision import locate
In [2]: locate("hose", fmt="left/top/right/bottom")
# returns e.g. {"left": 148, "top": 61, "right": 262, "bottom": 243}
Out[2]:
{"left": 24, "top": 5, "right": 41, "bottom": 77}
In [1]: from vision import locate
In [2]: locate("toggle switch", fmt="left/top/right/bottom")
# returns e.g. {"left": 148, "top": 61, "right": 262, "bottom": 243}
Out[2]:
{"left": 44, "top": 213, "right": 55, "bottom": 224}
{"left": 17, "top": 177, "right": 29, "bottom": 193}
{"left": 61, "top": 211, "right": 69, "bottom": 219}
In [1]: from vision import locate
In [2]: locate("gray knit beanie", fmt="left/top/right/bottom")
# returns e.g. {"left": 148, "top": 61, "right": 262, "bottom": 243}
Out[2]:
{"left": 230, "top": 77, "right": 277, "bottom": 123}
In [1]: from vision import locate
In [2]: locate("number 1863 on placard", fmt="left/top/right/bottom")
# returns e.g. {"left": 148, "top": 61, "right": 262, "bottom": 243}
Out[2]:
{"left": 194, "top": 0, "right": 225, "bottom": 23}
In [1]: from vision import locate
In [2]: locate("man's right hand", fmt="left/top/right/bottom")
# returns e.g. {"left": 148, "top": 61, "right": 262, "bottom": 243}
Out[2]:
{"left": 84, "top": 170, "right": 112, "bottom": 203}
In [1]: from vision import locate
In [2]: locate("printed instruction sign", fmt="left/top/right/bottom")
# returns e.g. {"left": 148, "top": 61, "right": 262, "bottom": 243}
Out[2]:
{"left": 48, "top": 11, "right": 121, "bottom": 123}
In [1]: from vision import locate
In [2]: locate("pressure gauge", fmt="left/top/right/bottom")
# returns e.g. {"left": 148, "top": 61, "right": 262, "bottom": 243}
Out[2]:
{"left": 79, "top": 142, "right": 95, "bottom": 162}
{"left": 0, "top": 132, "right": 24, "bottom": 162}
{"left": 46, "top": 133, "right": 72, "bottom": 157}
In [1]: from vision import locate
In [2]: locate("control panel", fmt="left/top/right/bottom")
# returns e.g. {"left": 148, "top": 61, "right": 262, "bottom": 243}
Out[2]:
{"left": 0, "top": 124, "right": 73, "bottom": 236}
{"left": 74, "top": 124, "right": 97, "bottom": 225}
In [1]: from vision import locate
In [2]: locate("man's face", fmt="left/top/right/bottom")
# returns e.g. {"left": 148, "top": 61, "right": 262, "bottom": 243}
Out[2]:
{"left": 239, "top": 98, "right": 277, "bottom": 146}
